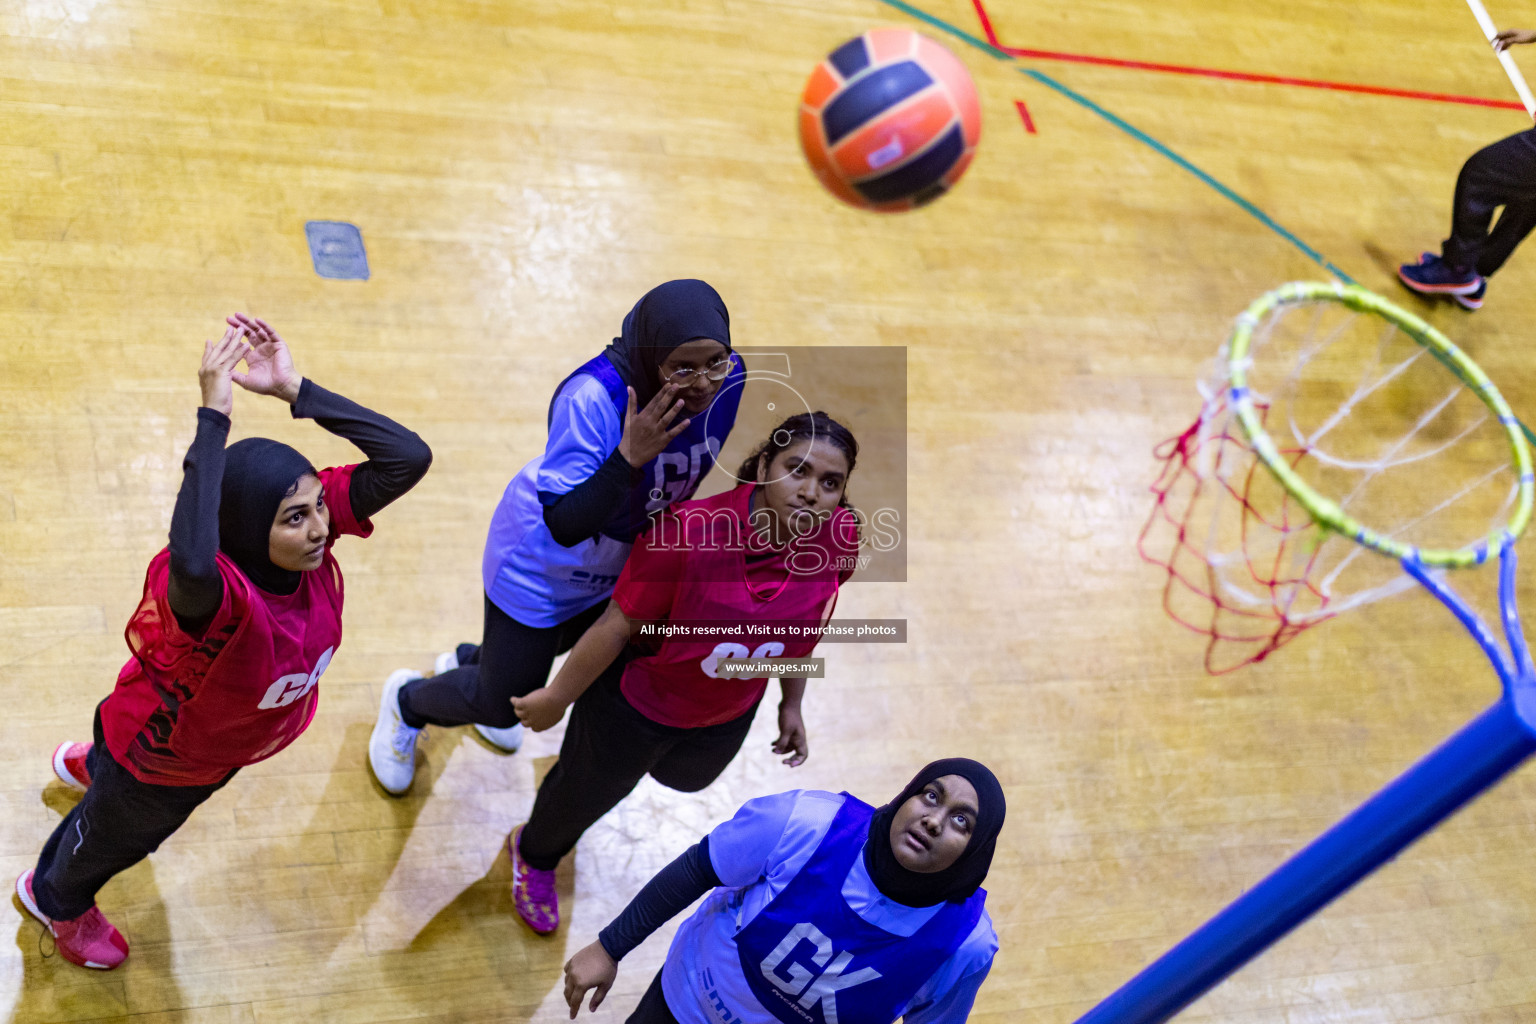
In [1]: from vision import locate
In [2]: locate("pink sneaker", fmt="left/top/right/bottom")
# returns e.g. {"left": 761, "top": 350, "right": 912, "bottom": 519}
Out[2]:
{"left": 52, "top": 742, "right": 92, "bottom": 791}
{"left": 14, "top": 870, "right": 129, "bottom": 970}
{"left": 507, "top": 824, "right": 558, "bottom": 935}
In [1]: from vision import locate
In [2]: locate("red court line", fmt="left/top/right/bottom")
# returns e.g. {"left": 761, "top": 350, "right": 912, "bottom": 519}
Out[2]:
{"left": 971, "top": 0, "right": 1525, "bottom": 112}
{"left": 972, "top": 0, "right": 1001, "bottom": 48}
{"left": 1014, "top": 99, "right": 1036, "bottom": 133}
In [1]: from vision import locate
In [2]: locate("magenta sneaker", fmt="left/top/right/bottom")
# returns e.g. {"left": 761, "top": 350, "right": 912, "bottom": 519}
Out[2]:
{"left": 14, "top": 870, "right": 128, "bottom": 970}
{"left": 52, "top": 742, "right": 92, "bottom": 791}
{"left": 507, "top": 825, "right": 558, "bottom": 935}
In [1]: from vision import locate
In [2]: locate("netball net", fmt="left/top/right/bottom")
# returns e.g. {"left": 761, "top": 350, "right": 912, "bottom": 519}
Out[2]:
{"left": 1139, "top": 282, "right": 1529, "bottom": 674}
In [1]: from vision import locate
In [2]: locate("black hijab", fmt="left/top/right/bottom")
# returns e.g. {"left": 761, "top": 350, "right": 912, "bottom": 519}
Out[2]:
{"left": 219, "top": 438, "right": 317, "bottom": 595}
{"left": 862, "top": 758, "right": 1006, "bottom": 908}
{"left": 603, "top": 280, "right": 732, "bottom": 408}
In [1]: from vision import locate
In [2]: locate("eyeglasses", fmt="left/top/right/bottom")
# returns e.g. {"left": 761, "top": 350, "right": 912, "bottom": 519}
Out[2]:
{"left": 663, "top": 354, "right": 733, "bottom": 387}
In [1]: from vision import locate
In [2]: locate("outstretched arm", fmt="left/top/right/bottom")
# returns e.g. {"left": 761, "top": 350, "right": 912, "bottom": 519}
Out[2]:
{"left": 510, "top": 600, "right": 638, "bottom": 730}
{"left": 1495, "top": 28, "right": 1536, "bottom": 51}
{"left": 167, "top": 327, "right": 250, "bottom": 629}
{"left": 563, "top": 839, "right": 721, "bottom": 1018}
{"left": 227, "top": 314, "right": 432, "bottom": 520}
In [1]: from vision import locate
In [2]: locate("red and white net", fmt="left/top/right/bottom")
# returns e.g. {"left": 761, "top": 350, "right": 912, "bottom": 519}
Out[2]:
{"left": 1139, "top": 295, "right": 1520, "bottom": 674}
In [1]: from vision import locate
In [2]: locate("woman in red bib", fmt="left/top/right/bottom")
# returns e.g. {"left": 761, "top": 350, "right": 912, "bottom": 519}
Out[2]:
{"left": 503, "top": 412, "right": 861, "bottom": 935}
{"left": 14, "top": 316, "right": 431, "bottom": 970}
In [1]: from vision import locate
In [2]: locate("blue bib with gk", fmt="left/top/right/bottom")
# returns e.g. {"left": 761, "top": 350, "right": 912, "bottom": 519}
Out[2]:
{"left": 735, "top": 795, "right": 985, "bottom": 1024}
{"left": 545, "top": 353, "right": 744, "bottom": 544}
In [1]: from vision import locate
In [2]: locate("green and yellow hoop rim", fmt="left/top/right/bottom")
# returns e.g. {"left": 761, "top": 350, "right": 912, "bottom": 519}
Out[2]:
{"left": 1225, "top": 281, "right": 1535, "bottom": 568}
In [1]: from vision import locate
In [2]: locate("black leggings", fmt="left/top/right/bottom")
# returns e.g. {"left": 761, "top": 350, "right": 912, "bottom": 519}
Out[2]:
{"left": 517, "top": 662, "right": 760, "bottom": 871}
{"left": 397, "top": 593, "right": 606, "bottom": 729}
{"left": 33, "top": 705, "right": 236, "bottom": 921}
{"left": 1442, "top": 127, "right": 1536, "bottom": 277}
{"left": 627, "top": 969, "right": 680, "bottom": 1024}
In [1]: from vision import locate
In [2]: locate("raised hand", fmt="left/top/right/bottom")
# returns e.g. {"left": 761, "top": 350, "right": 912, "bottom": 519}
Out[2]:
{"left": 226, "top": 313, "right": 303, "bottom": 403}
{"left": 1494, "top": 28, "right": 1536, "bottom": 52}
{"left": 562, "top": 942, "right": 618, "bottom": 1019}
{"left": 199, "top": 326, "right": 250, "bottom": 418}
{"left": 616, "top": 384, "right": 690, "bottom": 468}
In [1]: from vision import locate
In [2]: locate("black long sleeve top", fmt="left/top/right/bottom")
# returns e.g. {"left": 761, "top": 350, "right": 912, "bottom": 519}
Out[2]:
{"left": 539, "top": 449, "right": 642, "bottom": 548}
{"left": 165, "top": 379, "right": 432, "bottom": 629}
{"left": 597, "top": 838, "right": 722, "bottom": 962}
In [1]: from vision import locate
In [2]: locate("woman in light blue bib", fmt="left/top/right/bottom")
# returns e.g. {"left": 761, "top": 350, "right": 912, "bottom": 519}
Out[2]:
{"left": 368, "top": 281, "right": 744, "bottom": 795}
{"left": 564, "top": 758, "right": 1006, "bottom": 1024}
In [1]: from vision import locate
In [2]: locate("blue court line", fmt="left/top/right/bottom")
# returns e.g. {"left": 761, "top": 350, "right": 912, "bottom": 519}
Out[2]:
{"left": 875, "top": 0, "right": 1536, "bottom": 451}
{"left": 876, "top": 0, "right": 1355, "bottom": 284}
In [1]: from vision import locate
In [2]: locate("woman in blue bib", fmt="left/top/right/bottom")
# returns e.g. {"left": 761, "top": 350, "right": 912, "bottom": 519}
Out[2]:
{"left": 369, "top": 280, "right": 745, "bottom": 794}
{"left": 562, "top": 758, "right": 1006, "bottom": 1024}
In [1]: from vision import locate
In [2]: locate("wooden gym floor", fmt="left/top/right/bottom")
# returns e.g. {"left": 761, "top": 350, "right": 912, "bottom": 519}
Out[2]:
{"left": 7, "top": 0, "right": 1536, "bottom": 1021}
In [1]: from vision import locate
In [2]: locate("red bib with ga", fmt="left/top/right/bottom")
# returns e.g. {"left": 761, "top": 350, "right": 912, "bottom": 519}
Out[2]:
{"left": 101, "top": 464, "right": 368, "bottom": 785}
{"left": 615, "top": 483, "right": 857, "bottom": 728}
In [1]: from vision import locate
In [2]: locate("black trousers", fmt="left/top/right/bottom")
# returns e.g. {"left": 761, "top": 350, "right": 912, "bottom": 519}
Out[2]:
{"left": 1442, "top": 127, "right": 1536, "bottom": 277}
{"left": 517, "top": 662, "right": 760, "bottom": 871}
{"left": 397, "top": 593, "right": 607, "bottom": 729}
{"left": 627, "top": 969, "right": 680, "bottom": 1024}
{"left": 32, "top": 705, "right": 235, "bottom": 921}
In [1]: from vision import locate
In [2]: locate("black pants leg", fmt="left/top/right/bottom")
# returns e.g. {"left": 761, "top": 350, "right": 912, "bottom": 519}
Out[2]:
{"left": 1478, "top": 198, "right": 1536, "bottom": 277}
{"left": 647, "top": 707, "right": 763, "bottom": 794}
{"left": 626, "top": 969, "right": 681, "bottom": 1024}
{"left": 518, "top": 662, "right": 658, "bottom": 870}
{"left": 398, "top": 594, "right": 606, "bottom": 729}
{"left": 32, "top": 707, "right": 235, "bottom": 921}
{"left": 1442, "top": 128, "right": 1536, "bottom": 276}
{"left": 517, "top": 668, "right": 759, "bottom": 871}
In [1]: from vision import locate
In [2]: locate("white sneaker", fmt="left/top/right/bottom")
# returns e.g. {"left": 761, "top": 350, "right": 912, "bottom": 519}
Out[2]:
{"left": 474, "top": 722, "right": 525, "bottom": 753}
{"left": 369, "top": 670, "right": 424, "bottom": 795}
{"left": 437, "top": 649, "right": 521, "bottom": 752}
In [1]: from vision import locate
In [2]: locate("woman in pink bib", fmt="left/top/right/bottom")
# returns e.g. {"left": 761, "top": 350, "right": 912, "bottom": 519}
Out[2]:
{"left": 504, "top": 412, "right": 863, "bottom": 935}
{"left": 15, "top": 316, "right": 431, "bottom": 970}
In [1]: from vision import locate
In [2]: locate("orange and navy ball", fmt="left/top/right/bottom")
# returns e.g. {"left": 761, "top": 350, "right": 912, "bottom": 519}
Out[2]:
{"left": 799, "top": 28, "right": 982, "bottom": 212}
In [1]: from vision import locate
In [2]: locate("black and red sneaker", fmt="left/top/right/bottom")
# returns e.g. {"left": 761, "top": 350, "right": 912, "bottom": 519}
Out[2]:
{"left": 1398, "top": 253, "right": 1481, "bottom": 295}
{"left": 15, "top": 871, "right": 129, "bottom": 970}
{"left": 1455, "top": 278, "right": 1487, "bottom": 310}
{"left": 51, "top": 742, "right": 92, "bottom": 792}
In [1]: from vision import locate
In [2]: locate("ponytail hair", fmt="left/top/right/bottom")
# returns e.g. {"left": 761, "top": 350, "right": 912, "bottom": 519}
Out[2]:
{"left": 736, "top": 411, "right": 860, "bottom": 512}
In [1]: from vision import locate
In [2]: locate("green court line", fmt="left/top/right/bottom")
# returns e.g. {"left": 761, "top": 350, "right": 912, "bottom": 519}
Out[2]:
{"left": 877, "top": 0, "right": 1355, "bottom": 283}
{"left": 874, "top": 0, "right": 1536, "bottom": 451}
